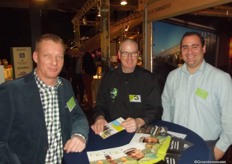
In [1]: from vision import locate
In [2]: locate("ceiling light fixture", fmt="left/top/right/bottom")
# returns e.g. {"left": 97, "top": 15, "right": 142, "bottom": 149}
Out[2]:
{"left": 97, "top": 11, "right": 101, "bottom": 17}
{"left": 82, "top": 17, "right": 87, "bottom": 25}
{"left": 124, "top": 25, "right": 129, "bottom": 31}
{"left": 120, "top": 0, "right": 127, "bottom": 6}
{"left": 97, "top": 6, "right": 101, "bottom": 17}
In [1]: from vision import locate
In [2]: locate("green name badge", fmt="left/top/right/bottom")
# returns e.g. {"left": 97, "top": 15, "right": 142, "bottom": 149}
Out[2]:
{"left": 129, "top": 94, "right": 141, "bottom": 102}
{"left": 67, "top": 96, "right": 76, "bottom": 112}
{"left": 195, "top": 88, "right": 208, "bottom": 99}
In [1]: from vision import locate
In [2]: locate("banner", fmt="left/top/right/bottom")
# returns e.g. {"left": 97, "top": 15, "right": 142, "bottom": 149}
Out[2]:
{"left": 0, "top": 65, "right": 4, "bottom": 84}
{"left": 147, "top": 0, "right": 232, "bottom": 22}
{"left": 11, "top": 47, "right": 33, "bottom": 79}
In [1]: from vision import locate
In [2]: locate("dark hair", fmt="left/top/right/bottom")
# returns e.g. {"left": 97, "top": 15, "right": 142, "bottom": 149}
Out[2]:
{"left": 35, "top": 33, "right": 65, "bottom": 51}
{"left": 180, "top": 32, "right": 205, "bottom": 47}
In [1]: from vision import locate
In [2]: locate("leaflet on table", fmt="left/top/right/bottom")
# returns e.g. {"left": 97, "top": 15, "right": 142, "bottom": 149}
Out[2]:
{"left": 130, "top": 126, "right": 171, "bottom": 163}
{"left": 130, "top": 125, "right": 193, "bottom": 164}
{"left": 135, "top": 125, "right": 168, "bottom": 136}
{"left": 135, "top": 125, "right": 187, "bottom": 139}
{"left": 167, "top": 130, "right": 187, "bottom": 139}
{"left": 99, "top": 117, "right": 125, "bottom": 139}
{"left": 87, "top": 142, "right": 169, "bottom": 164}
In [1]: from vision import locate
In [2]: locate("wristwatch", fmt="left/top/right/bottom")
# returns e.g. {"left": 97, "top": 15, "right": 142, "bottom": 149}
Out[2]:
{"left": 72, "top": 133, "right": 86, "bottom": 143}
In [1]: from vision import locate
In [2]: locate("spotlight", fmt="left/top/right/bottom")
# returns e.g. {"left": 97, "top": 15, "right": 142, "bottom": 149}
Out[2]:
{"left": 125, "top": 25, "right": 129, "bottom": 31}
{"left": 82, "top": 17, "right": 87, "bottom": 25}
{"left": 97, "top": 7, "right": 101, "bottom": 17}
{"left": 120, "top": 0, "right": 127, "bottom": 5}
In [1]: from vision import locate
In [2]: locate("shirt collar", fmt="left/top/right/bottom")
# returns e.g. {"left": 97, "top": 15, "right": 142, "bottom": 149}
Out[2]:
{"left": 33, "top": 69, "right": 62, "bottom": 90}
{"left": 117, "top": 64, "right": 137, "bottom": 76}
{"left": 181, "top": 59, "right": 206, "bottom": 75}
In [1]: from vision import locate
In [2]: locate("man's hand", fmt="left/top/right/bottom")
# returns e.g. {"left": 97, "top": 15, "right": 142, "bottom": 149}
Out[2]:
{"left": 214, "top": 147, "right": 225, "bottom": 160}
{"left": 64, "top": 135, "right": 86, "bottom": 153}
{"left": 91, "top": 116, "right": 107, "bottom": 134}
{"left": 121, "top": 117, "right": 145, "bottom": 133}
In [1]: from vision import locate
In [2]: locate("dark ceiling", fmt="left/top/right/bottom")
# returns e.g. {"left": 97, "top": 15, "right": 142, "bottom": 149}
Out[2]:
{"left": 0, "top": 0, "right": 139, "bottom": 20}
{"left": 0, "top": 0, "right": 232, "bottom": 63}
{"left": 1, "top": 0, "right": 232, "bottom": 33}
{"left": 0, "top": 0, "right": 232, "bottom": 41}
{"left": 0, "top": 0, "right": 140, "bottom": 39}
{"left": 175, "top": 3, "right": 232, "bottom": 34}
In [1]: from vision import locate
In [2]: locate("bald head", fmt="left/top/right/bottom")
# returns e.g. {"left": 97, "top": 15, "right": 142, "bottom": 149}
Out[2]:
{"left": 119, "top": 39, "right": 138, "bottom": 52}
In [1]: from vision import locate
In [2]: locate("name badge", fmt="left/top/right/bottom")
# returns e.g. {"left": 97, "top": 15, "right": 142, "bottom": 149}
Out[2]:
{"left": 195, "top": 88, "right": 208, "bottom": 99}
{"left": 67, "top": 96, "right": 76, "bottom": 112}
{"left": 129, "top": 95, "right": 141, "bottom": 102}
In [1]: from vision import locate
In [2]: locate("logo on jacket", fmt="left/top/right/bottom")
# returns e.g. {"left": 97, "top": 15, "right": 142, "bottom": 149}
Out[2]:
{"left": 110, "top": 88, "right": 118, "bottom": 100}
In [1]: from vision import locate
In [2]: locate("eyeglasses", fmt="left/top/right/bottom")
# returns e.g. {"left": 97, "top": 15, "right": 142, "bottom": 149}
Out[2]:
{"left": 120, "top": 51, "right": 139, "bottom": 57}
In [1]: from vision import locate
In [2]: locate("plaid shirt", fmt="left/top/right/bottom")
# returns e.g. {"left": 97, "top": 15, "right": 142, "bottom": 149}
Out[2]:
{"left": 34, "top": 71, "right": 63, "bottom": 164}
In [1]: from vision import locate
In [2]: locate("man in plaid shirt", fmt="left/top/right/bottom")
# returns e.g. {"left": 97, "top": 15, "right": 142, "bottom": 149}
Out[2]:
{"left": 0, "top": 33, "right": 89, "bottom": 164}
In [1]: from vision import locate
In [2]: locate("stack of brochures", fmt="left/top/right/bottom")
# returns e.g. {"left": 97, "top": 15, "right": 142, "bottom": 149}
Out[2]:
{"left": 87, "top": 118, "right": 193, "bottom": 164}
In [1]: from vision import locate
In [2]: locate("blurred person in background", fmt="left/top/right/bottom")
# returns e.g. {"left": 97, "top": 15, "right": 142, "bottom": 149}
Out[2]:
{"left": 82, "top": 51, "right": 97, "bottom": 110}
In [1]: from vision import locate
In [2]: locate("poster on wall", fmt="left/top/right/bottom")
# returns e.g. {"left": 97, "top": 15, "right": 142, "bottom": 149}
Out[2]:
{"left": 0, "top": 65, "right": 4, "bottom": 84}
{"left": 152, "top": 20, "right": 217, "bottom": 69}
{"left": 11, "top": 47, "right": 33, "bottom": 79}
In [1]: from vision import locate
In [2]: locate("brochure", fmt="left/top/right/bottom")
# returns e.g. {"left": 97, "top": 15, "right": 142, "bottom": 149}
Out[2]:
{"left": 168, "top": 136, "right": 193, "bottom": 154}
{"left": 135, "top": 125, "right": 168, "bottom": 136}
{"left": 130, "top": 126, "right": 171, "bottom": 162}
{"left": 88, "top": 120, "right": 193, "bottom": 164}
{"left": 87, "top": 142, "right": 170, "bottom": 164}
{"left": 130, "top": 125, "right": 193, "bottom": 164}
{"left": 167, "top": 131, "right": 187, "bottom": 139}
{"left": 99, "top": 117, "right": 125, "bottom": 139}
